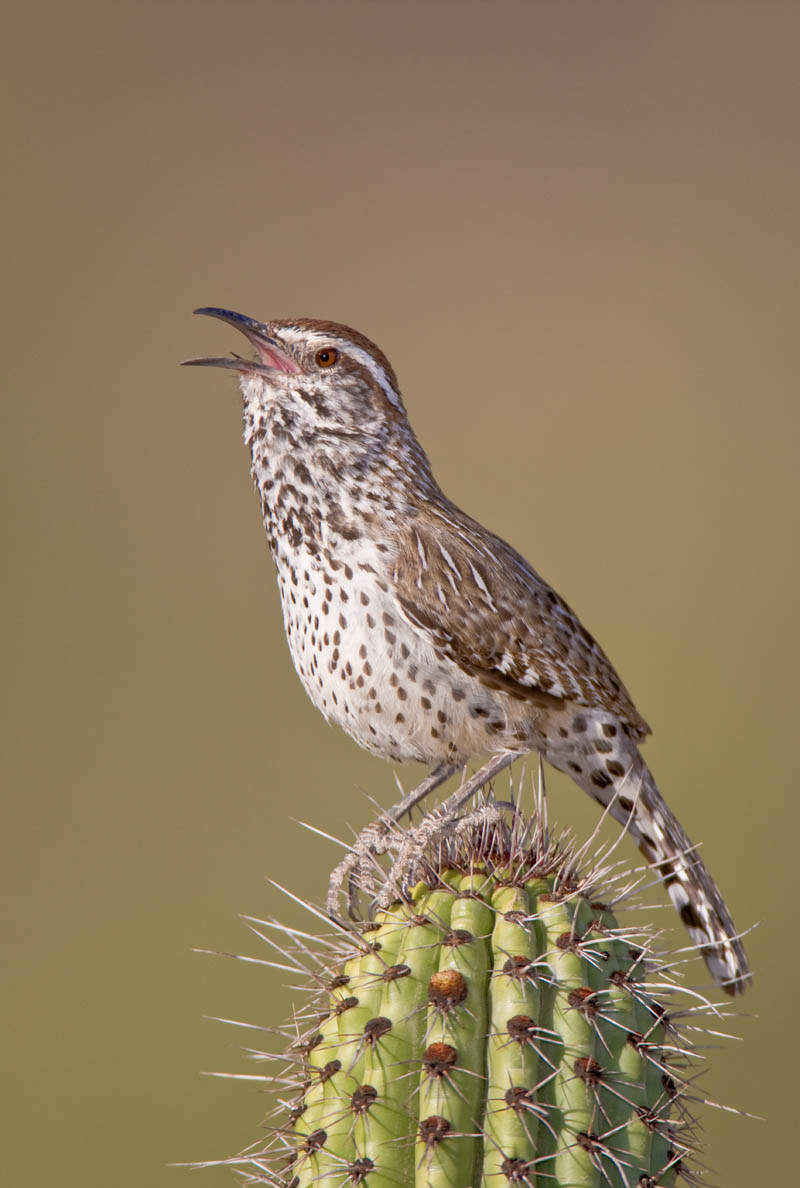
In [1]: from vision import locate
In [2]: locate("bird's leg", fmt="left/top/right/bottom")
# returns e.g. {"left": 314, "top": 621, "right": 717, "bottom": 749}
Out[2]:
{"left": 383, "top": 760, "right": 463, "bottom": 824}
{"left": 377, "top": 752, "right": 518, "bottom": 908}
{"left": 326, "top": 760, "right": 461, "bottom": 917}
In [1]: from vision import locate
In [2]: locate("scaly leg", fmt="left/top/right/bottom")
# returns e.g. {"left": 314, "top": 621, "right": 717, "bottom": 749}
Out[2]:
{"left": 327, "top": 760, "right": 460, "bottom": 917}
{"left": 377, "top": 752, "right": 518, "bottom": 908}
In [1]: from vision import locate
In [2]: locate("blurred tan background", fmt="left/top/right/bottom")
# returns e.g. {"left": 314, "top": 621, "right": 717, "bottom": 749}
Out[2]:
{"left": 3, "top": 1, "right": 798, "bottom": 1184}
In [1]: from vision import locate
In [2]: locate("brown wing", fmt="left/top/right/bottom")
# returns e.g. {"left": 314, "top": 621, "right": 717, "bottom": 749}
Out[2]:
{"left": 390, "top": 499, "right": 650, "bottom": 739}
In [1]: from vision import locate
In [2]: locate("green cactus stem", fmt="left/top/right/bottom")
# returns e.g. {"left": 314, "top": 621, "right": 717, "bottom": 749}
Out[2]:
{"left": 215, "top": 799, "right": 732, "bottom": 1187}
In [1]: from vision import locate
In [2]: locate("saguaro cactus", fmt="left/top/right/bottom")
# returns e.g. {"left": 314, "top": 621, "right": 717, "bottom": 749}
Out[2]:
{"left": 216, "top": 800, "right": 726, "bottom": 1187}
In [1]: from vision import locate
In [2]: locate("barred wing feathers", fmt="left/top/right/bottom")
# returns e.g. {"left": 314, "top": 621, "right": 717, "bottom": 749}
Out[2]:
{"left": 391, "top": 501, "right": 650, "bottom": 740}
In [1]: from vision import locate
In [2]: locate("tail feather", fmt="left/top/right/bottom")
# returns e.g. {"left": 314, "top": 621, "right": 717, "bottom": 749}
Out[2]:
{"left": 627, "top": 760, "right": 750, "bottom": 993}
{"left": 547, "top": 715, "right": 751, "bottom": 994}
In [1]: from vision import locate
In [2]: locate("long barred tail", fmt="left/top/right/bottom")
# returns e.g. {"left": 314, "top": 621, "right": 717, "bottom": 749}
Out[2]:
{"left": 548, "top": 717, "right": 751, "bottom": 994}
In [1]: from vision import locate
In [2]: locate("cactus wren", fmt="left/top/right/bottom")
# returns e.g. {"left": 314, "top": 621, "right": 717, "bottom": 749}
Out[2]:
{"left": 184, "top": 307, "right": 750, "bottom": 994}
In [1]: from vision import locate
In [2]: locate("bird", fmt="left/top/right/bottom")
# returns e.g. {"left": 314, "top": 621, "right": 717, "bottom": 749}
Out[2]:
{"left": 183, "top": 306, "right": 750, "bottom": 994}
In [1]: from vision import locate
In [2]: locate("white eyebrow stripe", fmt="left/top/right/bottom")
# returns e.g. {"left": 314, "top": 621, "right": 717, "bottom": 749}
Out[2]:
{"left": 342, "top": 344, "right": 403, "bottom": 408}
{"left": 276, "top": 325, "right": 403, "bottom": 408}
{"left": 469, "top": 562, "right": 497, "bottom": 611}
{"left": 438, "top": 545, "right": 462, "bottom": 581}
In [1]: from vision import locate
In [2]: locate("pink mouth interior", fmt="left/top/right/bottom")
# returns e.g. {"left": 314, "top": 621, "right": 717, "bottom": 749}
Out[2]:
{"left": 254, "top": 340, "right": 301, "bottom": 374}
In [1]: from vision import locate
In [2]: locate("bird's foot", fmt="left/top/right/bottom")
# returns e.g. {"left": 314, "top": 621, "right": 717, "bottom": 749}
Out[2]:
{"left": 327, "top": 817, "right": 395, "bottom": 918}
{"left": 326, "top": 761, "right": 459, "bottom": 918}
{"left": 376, "top": 752, "right": 517, "bottom": 908}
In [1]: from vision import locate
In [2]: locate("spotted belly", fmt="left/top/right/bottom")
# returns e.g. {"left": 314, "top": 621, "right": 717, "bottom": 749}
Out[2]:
{"left": 274, "top": 558, "right": 540, "bottom": 765}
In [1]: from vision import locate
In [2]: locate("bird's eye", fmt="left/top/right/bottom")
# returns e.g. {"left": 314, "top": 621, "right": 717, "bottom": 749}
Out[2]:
{"left": 315, "top": 348, "right": 339, "bottom": 368}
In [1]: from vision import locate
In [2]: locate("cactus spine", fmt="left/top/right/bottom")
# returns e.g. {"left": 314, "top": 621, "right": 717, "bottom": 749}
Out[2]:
{"left": 220, "top": 801, "right": 726, "bottom": 1187}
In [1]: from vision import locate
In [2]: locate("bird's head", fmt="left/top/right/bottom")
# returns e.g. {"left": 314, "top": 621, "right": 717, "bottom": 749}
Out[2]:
{"left": 182, "top": 308, "right": 408, "bottom": 439}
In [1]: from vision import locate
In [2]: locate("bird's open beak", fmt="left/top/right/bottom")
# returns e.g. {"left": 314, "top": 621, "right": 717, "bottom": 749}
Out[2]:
{"left": 181, "top": 307, "right": 302, "bottom": 376}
